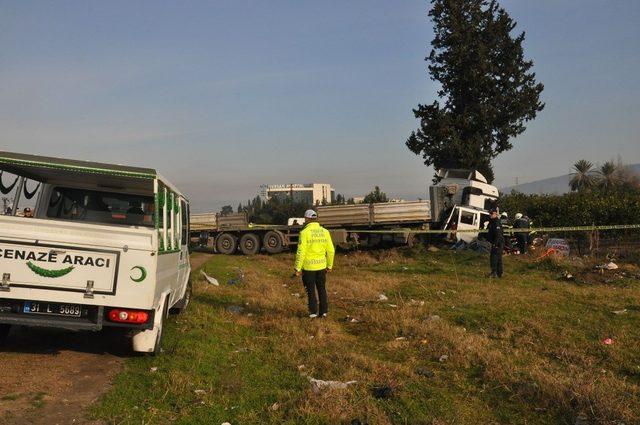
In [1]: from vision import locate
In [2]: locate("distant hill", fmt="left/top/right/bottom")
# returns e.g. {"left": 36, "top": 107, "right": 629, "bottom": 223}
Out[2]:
{"left": 501, "top": 164, "right": 640, "bottom": 195}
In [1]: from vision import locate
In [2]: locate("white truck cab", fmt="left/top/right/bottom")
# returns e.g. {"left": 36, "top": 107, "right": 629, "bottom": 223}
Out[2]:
{"left": 0, "top": 151, "right": 191, "bottom": 354}
{"left": 430, "top": 169, "right": 499, "bottom": 243}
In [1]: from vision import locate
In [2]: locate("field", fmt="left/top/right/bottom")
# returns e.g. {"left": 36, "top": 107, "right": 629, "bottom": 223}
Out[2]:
{"left": 94, "top": 248, "right": 640, "bottom": 424}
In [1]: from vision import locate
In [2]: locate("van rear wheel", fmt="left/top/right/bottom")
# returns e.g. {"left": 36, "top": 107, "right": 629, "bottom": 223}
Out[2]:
{"left": 239, "top": 233, "right": 261, "bottom": 255}
{"left": 216, "top": 233, "right": 238, "bottom": 255}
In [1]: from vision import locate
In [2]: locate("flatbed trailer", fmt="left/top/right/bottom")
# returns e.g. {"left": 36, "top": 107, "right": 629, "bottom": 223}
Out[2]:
{"left": 190, "top": 200, "right": 433, "bottom": 255}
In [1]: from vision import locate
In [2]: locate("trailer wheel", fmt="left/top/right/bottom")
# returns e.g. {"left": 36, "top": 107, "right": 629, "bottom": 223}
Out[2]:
{"left": 0, "top": 324, "right": 10, "bottom": 345}
{"left": 216, "top": 233, "right": 238, "bottom": 255}
{"left": 239, "top": 233, "right": 261, "bottom": 255}
{"left": 263, "top": 231, "right": 284, "bottom": 254}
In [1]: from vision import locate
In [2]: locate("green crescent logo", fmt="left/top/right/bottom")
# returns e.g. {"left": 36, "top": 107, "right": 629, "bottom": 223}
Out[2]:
{"left": 130, "top": 266, "right": 147, "bottom": 283}
{"left": 26, "top": 261, "right": 74, "bottom": 278}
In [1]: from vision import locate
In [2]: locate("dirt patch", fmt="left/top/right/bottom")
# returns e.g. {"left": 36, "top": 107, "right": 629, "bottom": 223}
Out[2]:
{"left": 0, "top": 253, "right": 213, "bottom": 425}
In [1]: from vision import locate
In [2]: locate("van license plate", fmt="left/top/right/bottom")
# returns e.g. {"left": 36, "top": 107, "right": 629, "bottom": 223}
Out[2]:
{"left": 23, "top": 302, "right": 82, "bottom": 317}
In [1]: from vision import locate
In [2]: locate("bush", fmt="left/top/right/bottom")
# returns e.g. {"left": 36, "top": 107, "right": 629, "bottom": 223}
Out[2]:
{"left": 500, "top": 187, "right": 640, "bottom": 227}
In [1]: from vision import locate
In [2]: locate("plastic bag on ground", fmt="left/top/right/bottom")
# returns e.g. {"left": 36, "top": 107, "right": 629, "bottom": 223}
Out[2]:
{"left": 200, "top": 270, "right": 220, "bottom": 286}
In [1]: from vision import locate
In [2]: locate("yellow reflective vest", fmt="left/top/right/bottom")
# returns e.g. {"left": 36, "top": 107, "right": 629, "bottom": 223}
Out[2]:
{"left": 294, "top": 222, "right": 335, "bottom": 272}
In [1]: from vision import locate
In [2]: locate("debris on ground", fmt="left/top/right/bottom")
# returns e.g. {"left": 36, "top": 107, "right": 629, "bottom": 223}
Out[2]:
{"left": 596, "top": 261, "right": 618, "bottom": 270}
{"left": 345, "top": 316, "right": 360, "bottom": 323}
{"left": 270, "top": 402, "right": 280, "bottom": 411}
{"left": 149, "top": 367, "right": 158, "bottom": 373}
{"left": 409, "top": 299, "right": 425, "bottom": 306}
{"left": 291, "top": 293, "right": 301, "bottom": 298}
{"left": 371, "top": 384, "right": 393, "bottom": 399}
{"left": 560, "top": 271, "right": 574, "bottom": 281}
{"left": 611, "top": 309, "right": 627, "bottom": 315}
{"left": 438, "top": 354, "right": 449, "bottom": 362}
{"left": 415, "top": 368, "right": 435, "bottom": 378}
{"left": 467, "top": 239, "right": 491, "bottom": 253}
{"left": 200, "top": 270, "right": 220, "bottom": 286}
{"left": 225, "top": 305, "right": 245, "bottom": 314}
{"left": 602, "top": 338, "right": 614, "bottom": 345}
{"left": 426, "top": 315, "right": 441, "bottom": 322}
{"left": 427, "top": 245, "right": 439, "bottom": 252}
{"left": 194, "top": 389, "right": 206, "bottom": 395}
{"left": 378, "top": 293, "right": 389, "bottom": 301}
{"left": 395, "top": 336, "right": 407, "bottom": 341}
{"left": 309, "top": 377, "right": 357, "bottom": 394}
{"left": 388, "top": 304, "right": 398, "bottom": 308}
{"left": 227, "top": 268, "right": 245, "bottom": 285}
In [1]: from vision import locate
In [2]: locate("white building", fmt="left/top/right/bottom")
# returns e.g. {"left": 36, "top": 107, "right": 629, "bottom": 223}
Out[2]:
{"left": 259, "top": 183, "right": 335, "bottom": 205}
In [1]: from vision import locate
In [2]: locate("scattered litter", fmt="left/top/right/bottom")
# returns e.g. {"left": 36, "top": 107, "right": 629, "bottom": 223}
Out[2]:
{"left": 194, "top": 389, "right": 206, "bottom": 395}
{"left": 401, "top": 266, "right": 409, "bottom": 271}
{"left": 427, "top": 245, "right": 439, "bottom": 252}
{"left": 560, "top": 271, "right": 574, "bottom": 281}
{"left": 226, "top": 305, "right": 245, "bottom": 314}
{"left": 602, "top": 338, "right": 614, "bottom": 345}
{"left": 604, "top": 262, "right": 618, "bottom": 270}
{"left": 345, "top": 316, "right": 360, "bottom": 323}
{"left": 200, "top": 270, "right": 219, "bottom": 286}
{"left": 415, "top": 368, "right": 435, "bottom": 378}
{"left": 309, "top": 377, "right": 357, "bottom": 394}
{"left": 227, "top": 268, "right": 246, "bottom": 285}
{"left": 395, "top": 336, "right": 407, "bottom": 341}
{"left": 426, "top": 315, "right": 441, "bottom": 322}
{"left": 437, "top": 291, "right": 446, "bottom": 295}
{"left": 612, "top": 309, "right": 628, "bottom": 315}
{"left": 247, "top": 313, "right": 253, "bottom": 317}
{"left": 388, "top": 304, "right": 398, "bottom": 308}
{"left": 149, "top": 367, "right": 158, "bottom": 373}
{"left": 371, "top": 385, "right": 393, "bottom": 399}
{"left": 409, "top": 299, "right": 425, "bottom": 307}
{"left": 221, "top": 422, "right": 232, "bottom": 425}
{"left": 291, "top": 293, "right": 301, "bottom": 298}
{"left": 438, "top": 354, "right": 449, "bottom": 362}
{"left": 232, "top": 347, "right": 250, "bottom": 353}
{"left": 270, "top": 402, "right": 280, "bottom": 411}
{"left": 420, "top": 339, "right": 428, "bottom": 345}
{"left": 378, "top": 293, "right": 389, "bottom": 301}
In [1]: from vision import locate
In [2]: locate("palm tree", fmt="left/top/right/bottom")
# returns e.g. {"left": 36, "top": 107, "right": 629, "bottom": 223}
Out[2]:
{"left": 597, "top": 161, "right": 618, "bottom": 189}
{"left": 569, "top": 159, "right": 595, "bottom": 192}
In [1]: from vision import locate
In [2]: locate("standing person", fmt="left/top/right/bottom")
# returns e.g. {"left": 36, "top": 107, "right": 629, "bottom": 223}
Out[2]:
{"left": 294, "top": 209, "right": 335, "bottom": 318}
{"left": 513, "top": 213, "right": 530, "bottom": 254}
{"left": 486, "top": 209, "right": 504, "bottom": 278}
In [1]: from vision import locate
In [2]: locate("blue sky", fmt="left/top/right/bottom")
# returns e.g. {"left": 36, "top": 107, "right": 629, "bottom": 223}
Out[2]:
{"left": 1, "top": 0, "right": 639, "bottom": 211}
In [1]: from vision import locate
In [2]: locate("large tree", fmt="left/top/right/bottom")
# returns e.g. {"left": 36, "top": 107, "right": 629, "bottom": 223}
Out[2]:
{"left": 407, "top": 0, "right": 544, "bottom": 183}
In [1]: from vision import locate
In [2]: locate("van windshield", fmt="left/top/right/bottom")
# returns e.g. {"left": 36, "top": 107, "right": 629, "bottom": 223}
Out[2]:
{"left": 46, "top": 187, "right": 155, "bottom": 228}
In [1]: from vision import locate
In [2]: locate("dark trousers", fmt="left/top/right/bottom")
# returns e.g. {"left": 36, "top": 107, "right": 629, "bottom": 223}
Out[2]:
{"left": 515, "top": 234, "right": 528, "bottom": 254}
{"left": 490, "top": 242, "right": 504, "bottom": 277}
{"left": 302, "top": 270, "right": 328, "bottom": 315}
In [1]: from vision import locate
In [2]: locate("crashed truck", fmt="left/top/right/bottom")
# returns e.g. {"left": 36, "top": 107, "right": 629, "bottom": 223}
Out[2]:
{"left": 191, "top": 169, "right": 498, "bottom": 254}
{"left": 0, "top": 151, "right": 191, "bottom": 355}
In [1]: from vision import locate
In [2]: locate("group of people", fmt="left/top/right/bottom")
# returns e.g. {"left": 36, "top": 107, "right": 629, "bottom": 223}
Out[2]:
{"left": 486, "top": 209, "right": 532, "bottom": 278}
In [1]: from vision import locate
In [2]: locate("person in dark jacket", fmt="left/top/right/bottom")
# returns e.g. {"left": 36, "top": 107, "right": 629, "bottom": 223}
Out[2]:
{"left": 513, "top": 213, "right": 530, "bottom": 254}
{"left": 486, "top": 209, "right": 504, "bottom": 278}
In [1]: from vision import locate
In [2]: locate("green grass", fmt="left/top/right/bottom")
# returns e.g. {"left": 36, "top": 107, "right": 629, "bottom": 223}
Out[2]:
{"left": 94, "top": 248, "right": 640, "bottom": 424}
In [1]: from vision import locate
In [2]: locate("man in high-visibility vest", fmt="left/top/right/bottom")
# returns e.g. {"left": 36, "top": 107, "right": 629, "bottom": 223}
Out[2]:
{"left": 294, "top": 209, "right": 335, "bottom": 318}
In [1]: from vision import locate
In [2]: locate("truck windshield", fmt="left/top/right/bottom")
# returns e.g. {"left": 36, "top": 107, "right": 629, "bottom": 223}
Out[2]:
{"left": 46, "top": 187, "right": 155, "bottom": 227}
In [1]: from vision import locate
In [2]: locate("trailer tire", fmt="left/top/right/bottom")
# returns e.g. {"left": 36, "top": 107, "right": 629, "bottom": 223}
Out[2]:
{"left": 0, "top": 324, "right": 10, "bottom": 345}
{"left": 263, "top": 231, "right": 284, "bottom": 254}
{"left": 239, "top": 233, "right": 261, "bottom": 255}
{"left": 216, "top": 233, "right": 238, "bottom": 255}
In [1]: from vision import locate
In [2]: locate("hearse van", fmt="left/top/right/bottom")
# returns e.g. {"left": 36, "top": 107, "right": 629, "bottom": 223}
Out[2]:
{"left": 0, "top": 152, "right": 190, "bottom": 354}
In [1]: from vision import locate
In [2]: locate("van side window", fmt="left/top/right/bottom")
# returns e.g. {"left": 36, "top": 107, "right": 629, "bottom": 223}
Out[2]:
{"left": 181, "top": 200, "right": 188, "bottom": 245}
